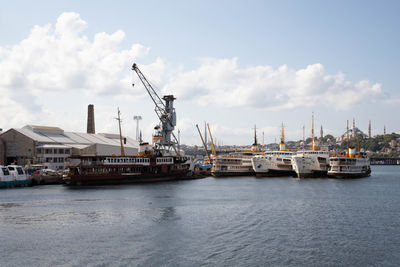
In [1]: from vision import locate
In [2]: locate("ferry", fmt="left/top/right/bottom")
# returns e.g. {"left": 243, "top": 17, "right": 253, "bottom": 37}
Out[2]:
{"left": 211, "top": 152, "right": 257, "bottom": 177}
{"left": 211, "top": 126, "right": 261, "bottom": 177}
{"left": 251, "top": 124, "right": 295, "bottom": 177}
{"left": 328, "top": 149, "right": 371, "bottom": 178}
{"left": 64, "top": 153, "right": 194, "bottom": 185}
{"left": 0, "top": 165, "right": 32, "bottom": 188}
{"left": 292, "top": 150, "right": 330, "bottom": 178}
{"left": 327, "top": 120, "right": 371, "bottom": 179}
{"left": 291, "top": 116, "right": 330, "bottom": 178}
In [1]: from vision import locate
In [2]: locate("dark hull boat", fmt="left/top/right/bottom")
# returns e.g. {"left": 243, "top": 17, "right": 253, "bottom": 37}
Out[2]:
{"left": 64, "top": 155, "right": 194, "bottom": 185}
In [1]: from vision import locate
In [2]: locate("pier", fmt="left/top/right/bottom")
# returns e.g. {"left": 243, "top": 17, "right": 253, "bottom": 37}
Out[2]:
{"left": 370, "top": 157, "right": 400, "bottom": 165}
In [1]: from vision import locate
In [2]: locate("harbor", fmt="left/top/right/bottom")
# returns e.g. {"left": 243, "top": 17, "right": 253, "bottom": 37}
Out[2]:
{"left": 2, "top": 2, "right": 400, "bottom": 265}
{"left": 1, "top": 165, "right": 399, "bottom": 266}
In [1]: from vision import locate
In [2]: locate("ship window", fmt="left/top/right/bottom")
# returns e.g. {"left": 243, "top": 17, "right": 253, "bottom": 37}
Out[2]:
{"left": 20, "top": 167, "right": 27, "bottom": 175}
{"left": 2, "top": 168, "right": 9, "bottom": 175}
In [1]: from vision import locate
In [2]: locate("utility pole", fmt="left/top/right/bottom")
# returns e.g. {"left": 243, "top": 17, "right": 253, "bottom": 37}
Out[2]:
{"left": 133, "top": 115, "right": 142, "bottom": 141}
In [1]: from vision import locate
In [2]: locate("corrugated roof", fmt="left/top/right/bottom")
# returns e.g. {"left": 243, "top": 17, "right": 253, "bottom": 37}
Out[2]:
{"left": 13, "top": 125, "right": 139, "bottom": 149}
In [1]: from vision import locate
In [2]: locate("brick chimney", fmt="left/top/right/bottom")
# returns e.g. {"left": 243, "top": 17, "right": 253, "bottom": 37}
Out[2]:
{"left": 87, "top": 104, "right": 95, "bottom": 134}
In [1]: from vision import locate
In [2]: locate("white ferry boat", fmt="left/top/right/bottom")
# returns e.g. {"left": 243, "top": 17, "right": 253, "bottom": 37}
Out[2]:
{"left": 211, "top": 152, "right": 256, "bottom": 177}
{"left": 0, "top": 165, "right": 32, "bottom": 188}
{"left": 292, "top": 150, "right": 330, "bottom": 178}
{"left": 327, "top": 121, "right": 371, "bottom": 178}
{"left": 211, "top": 126, "right": 261, "bottom": 177}
{"left": 251, "top": 125, "right": 295, "bottom": 177}
{"left": 328, "top": 149, "right": 371, "bottom": 178}
{"left": 291, "top": 116, "right": 330, "bottom": 178}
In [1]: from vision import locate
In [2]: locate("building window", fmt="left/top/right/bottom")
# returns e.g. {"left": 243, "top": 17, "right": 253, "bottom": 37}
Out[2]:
{"left": 65, "top": 149, "right": 70, "bottom": 154}
{"left": 45, "top": 149, "right": 52, "bottom": 154}
{"left": 37, "top": 148, "right": 42, "bottom": 154}
{"left": 46, "top": 158, "right": 51, "bottom": 163}
{"left": 59, "top": 149, "right": 64, "bottom": 154}
{"left": 59, "top": 158, "right": 64, "bottom": 163}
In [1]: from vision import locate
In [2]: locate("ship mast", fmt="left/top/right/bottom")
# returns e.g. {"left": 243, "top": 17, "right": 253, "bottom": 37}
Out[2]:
{"left": 311, "top": 112, "right": 316, "bottom": 151}
{"left": 262, "top": 131, "right": 264, "bottom": 154}
{"left": 116, "top": 107, "right": 125, "bottom": 156}
{"left": 279, "top": 123, "right": 285, "bottom": 151}
{"left": 346, "top": 120, "right": 349, "bottom": 157}
{"left": 303, "top": 125, "right": 305, "bottom": 156}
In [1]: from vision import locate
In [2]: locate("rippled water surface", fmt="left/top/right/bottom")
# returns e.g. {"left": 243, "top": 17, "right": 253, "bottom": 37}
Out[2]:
{"left": 1, "top": 166, "right": 400, "bottom": 266}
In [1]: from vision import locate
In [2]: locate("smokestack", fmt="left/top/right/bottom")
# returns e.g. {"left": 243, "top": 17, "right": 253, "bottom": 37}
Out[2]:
{"left": 87, "top": 104, "right": 95, "bottom": 134}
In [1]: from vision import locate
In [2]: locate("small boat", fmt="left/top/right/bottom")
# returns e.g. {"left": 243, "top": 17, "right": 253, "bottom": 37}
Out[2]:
{"left": 0, "top": 165, "right": 32, "bottom": 188}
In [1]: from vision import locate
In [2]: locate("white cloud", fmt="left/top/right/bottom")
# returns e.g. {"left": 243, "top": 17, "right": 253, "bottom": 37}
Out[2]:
{"left": 0, "top": 12, "right": 159, "bottom": 131}
{"left": 0, "top": 12, "right": 391, "bottom": 145}
{"left": 164, "top": 58, "right": 383, "bottom": 111}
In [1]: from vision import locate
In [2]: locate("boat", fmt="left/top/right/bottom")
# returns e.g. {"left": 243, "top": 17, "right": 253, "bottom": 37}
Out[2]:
{"left": 64, "top": 154, "right": 194, "bottom": 185}
{"left": 211, "top": 125, "right": 261, "bottom": 177}
{"left": 251, "top": 124, "right": 295, "bottom": 177}
{"left": 291, "top": 115, "right": 330, "bottom": 178}
{"left": 328, "top": 150, "right": 371, "bottom": 178}
{"left": 63, "top": 63, "right": 195, "bottom": 185}
{"left": 211, "top": 152, "right": 257, "bottom": 177}
{"left": 1, "top": 165, "right": 32, "bottom": 188}
{"left": 327, "top": 120, "right": 371, "bottom": 178}
{"left": 292, "top": 150, "right": 330, "bottom": 178}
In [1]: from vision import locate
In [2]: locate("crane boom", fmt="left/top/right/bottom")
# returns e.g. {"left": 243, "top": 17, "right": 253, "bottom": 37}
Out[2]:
{"left": 196, "top": 124, "right": 210, "bottom": 161}
{"left": 131, "top": 63, "right": 179, "bottom": 155}
{"left": 207, "top": 123, "right": 217, "bottom": 156}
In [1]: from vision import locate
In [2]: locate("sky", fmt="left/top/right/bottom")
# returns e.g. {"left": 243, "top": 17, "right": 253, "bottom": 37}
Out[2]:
{"left": 0, "top": 0, "right": 399, "bottom": 145}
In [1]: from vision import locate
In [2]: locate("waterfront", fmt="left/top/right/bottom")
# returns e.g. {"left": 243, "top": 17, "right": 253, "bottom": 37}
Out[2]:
{"left": 1, "top": 166, "right": 400, "bottom": 266}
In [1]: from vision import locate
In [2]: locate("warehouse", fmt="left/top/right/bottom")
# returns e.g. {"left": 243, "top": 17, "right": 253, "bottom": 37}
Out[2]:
{"left": 0, "top": 125, "right": 139, "bottom": 169}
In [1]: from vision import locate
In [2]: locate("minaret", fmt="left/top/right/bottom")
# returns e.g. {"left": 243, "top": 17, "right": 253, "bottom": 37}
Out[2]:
{"left": 384, "top": 125, "right": 386, "bottom": 135}
{"left": 352, "top": 118, "right": 356, "bottom": 138}
{"left": 320, "top": 125, "right": 323, "bottom": 140}
{"left": 368, "top": 120, "right": 371, "bottom": 138}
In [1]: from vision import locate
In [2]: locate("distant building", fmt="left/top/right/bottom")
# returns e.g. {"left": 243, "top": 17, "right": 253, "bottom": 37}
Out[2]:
{"left": 0, "top": 125, "right": 139, "bottom": 169}
{"left": 336, "top": 127, "right": 368, "bottom": 142}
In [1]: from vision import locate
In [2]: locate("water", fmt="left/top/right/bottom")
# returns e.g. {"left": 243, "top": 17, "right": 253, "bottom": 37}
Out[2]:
{"left": 1, "top": 166, "right": 400, "bottom": 266}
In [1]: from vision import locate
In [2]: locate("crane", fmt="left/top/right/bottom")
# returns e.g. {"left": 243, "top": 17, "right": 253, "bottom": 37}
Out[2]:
{"left": 207, "top": 123, "right": 217, "bottom": 156}
{"left": 132, "top": 63, "right": 179, "bottom": 155}
{"left": 196, "top": 124, "right": 210, "bottom": 162}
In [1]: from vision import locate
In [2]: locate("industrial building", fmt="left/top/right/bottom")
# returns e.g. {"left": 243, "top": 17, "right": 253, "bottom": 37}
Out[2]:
{"left": 0, "top": 125, "right": 139, "bottom": 169}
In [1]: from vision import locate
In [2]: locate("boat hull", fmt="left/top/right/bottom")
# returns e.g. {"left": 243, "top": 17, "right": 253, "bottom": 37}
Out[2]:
{"left": 211, "top": 171, "right": 255, "bottom": 177}
{"left": 0, "top": 179, "right": 32, "bottom": 188}
{"left": 255, "top": 169, "right": 296, "bottom": 177}
{"left": 327, "top": 171, "right": 371, "bottom": 179}
{"left": 296, "top": 170, "right": 328, "bottom": 178}
{"left": 64, "top": 171, "right": 192, "bottom": 185}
